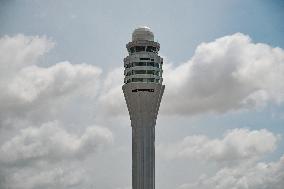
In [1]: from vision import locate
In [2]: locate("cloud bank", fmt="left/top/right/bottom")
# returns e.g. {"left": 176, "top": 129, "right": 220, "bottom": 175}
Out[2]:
{"left": 0, "top": 121, "right": 113, "bottom": 165}
{"left": 179, "top": 155, "right": 284, "bottom": 189}
{"left": 0, "top": 35, "right": 110, "bottom": 189}
{"left": 0, "top": 35, "right": 102, "bottom": 124}
{"left": 159, "top": 128, "right": 279, "bottom": 164}
{"left": 163, "top": 33, "right": 284, "bottom": 114}
{"left": 160, "top": 128, "right": 283, "bottom": 189}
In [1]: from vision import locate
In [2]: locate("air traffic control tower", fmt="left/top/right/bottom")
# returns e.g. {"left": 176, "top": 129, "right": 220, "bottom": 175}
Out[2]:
{"left": 122, "top": 27, "right": 165, "bottom": 189}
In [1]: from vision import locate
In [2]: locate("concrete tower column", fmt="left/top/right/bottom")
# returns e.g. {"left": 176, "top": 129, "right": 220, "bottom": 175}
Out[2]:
{"left": 122, "top": 27, "right": 165, "bottom": 189}
{"left": 132, "top": 126, "right": 155, "bottom": 189}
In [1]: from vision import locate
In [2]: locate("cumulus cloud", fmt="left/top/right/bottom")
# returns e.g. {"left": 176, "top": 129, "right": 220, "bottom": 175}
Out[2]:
{"left": 179, "top": 155, "right": 284, "bottom": 189}
{"left": 98, "top": 33, "right": 284, "bottom": 116}
{"left": 158, "top": 128, "right": 279, "bottom": 164}
{"left": 0, "top": 35, "right": 102, "bottom": 124}
{"left": 0, "top": 34, "right": 54, "bottom": 72}
{"left": 0, "top": 121, "right": 113, "bottom": 165}
{"left": 97, "top": 67, "right": 127, "bottom": 116}
{"left": 163, "top": 33, "right": 284, "bottom": 114}
{"left": 3, "top": 164, "right": 89, "bottom": 189}
{"left": 0, "top": 35, "right": 111, "bottom": 189}
{"left": 0, "top": 121, "right": 112, "bottom": 189}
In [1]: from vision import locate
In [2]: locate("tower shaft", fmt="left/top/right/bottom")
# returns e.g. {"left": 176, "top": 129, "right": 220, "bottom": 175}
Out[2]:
{"left": 132, "top": 126, "right": 155, "bottom": 189}
{"left": 123, "top": 83, "right": 164, "bottom": 189}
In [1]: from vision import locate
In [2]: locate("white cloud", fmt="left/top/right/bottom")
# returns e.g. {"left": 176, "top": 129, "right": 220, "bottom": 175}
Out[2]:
{"left": 3, "top": 164, "right": 89, "bottom": 189}
{"left": 0, "top": 121, "right": 112, "bottom": 189}
{"left": 0, "top": 121, "right": 113, "bottom": 165}
{"left": 179, "top": 154, "right": 284, "bottom": 189}
{"left": 163, "top": 33, "right": 284, "bottom": 115}
{"left": 0, "top": 35, "right": 102, "bottom": 124}
{"left": 159, "top": 128, "right": 279, "bottom": 164}
{"left": 96, "top": 67, "right": 127, "bottom": 116}
{"left": 0, "top": 34, "right": 54, "bottom": 73}
{"left": 0, "top": 34, "right": 112, "bottom": 189}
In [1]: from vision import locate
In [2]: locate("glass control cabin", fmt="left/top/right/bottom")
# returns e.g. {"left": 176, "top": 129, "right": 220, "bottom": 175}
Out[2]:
{"left": 124, "top": 27, "right": 163, "bottom": 84}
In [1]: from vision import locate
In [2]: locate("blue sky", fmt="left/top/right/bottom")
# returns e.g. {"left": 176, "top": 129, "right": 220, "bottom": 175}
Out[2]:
{"left": 0, "top": 1, "right": 284, "bottom": 189}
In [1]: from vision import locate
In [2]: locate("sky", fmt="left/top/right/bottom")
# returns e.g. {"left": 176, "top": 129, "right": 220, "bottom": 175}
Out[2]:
{"left": 0, "top": 0, "right": 284, "bottom": 189}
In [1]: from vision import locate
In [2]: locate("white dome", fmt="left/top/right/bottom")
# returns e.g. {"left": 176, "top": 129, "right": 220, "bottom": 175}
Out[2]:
{"left": 132, "top": 26, "right": 154, "bottom": 41}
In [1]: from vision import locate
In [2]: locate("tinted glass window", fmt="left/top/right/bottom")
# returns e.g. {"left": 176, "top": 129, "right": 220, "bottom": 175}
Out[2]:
{"left": 146, "top": 46, "right": 157, "bottom": 53}
{"left": 140, "top": 58, "right": 150, "bottom": 60}
{"left": 135, "top": 46, "right": 145, "bottom": 52}
{"left": 146, "top": 46, "right": 153, "bottom": 52}
{"left": 148, "top": 78, "right": 155, "bottom": 82}
{"left": 132, "top": 78, "right": 143, "bottom": 82}
{"left": 147, "top": 70, "right": 155, "bottom": 75}
{"left": 148, "top": 62, "right": 154, "bottom": 67}
{"left": 136, "top": 62, "right": 146, "bottom": 66}
{"left": 134, "top": 70, "right": 146, "bottom": 74}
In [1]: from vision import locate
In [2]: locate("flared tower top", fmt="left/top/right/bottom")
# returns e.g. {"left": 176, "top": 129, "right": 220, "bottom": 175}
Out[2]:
{"left": 132, "top": 26, "right": 154, "bottom": 41}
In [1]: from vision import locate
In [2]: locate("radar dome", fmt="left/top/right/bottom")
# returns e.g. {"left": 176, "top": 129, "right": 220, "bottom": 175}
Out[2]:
{"left": 132, "top": 26, "right": 154, "bottom": 41}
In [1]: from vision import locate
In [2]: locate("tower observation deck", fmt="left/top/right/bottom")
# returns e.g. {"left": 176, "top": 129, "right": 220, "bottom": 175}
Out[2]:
{"left": 122, "top": 27, "right": 165, "bottom": 189}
